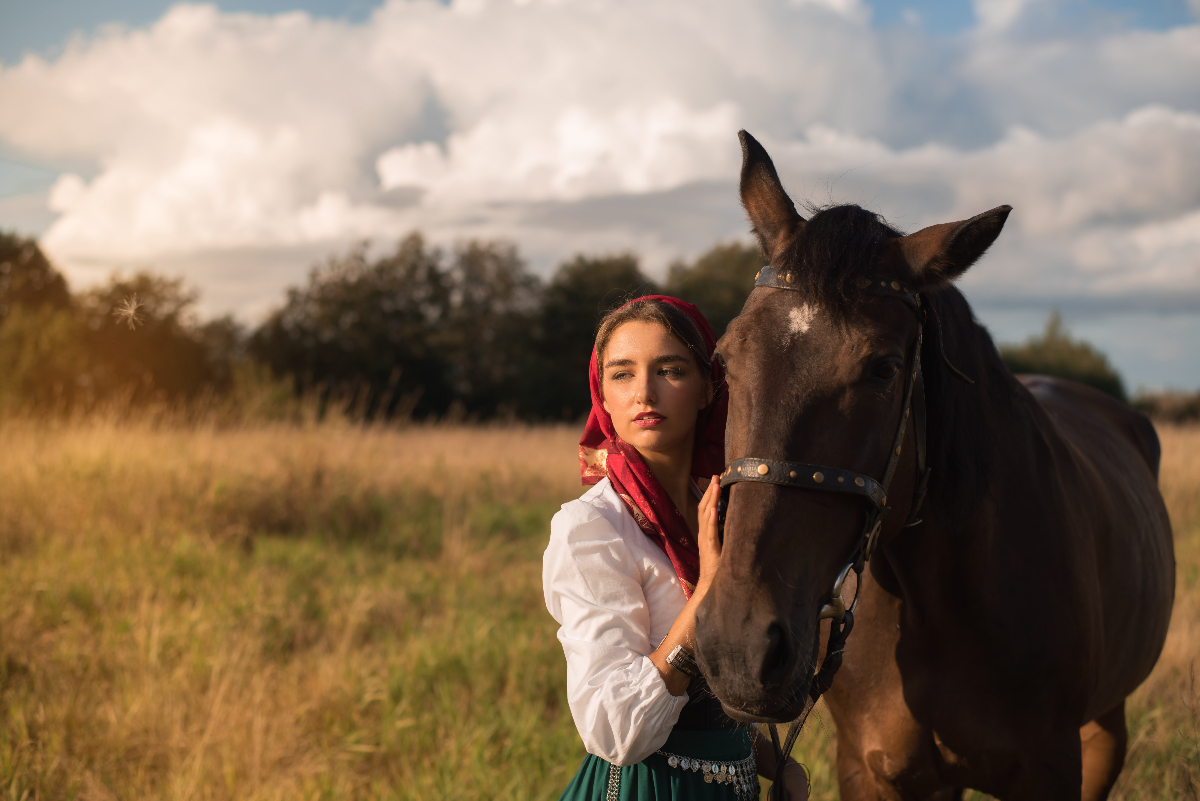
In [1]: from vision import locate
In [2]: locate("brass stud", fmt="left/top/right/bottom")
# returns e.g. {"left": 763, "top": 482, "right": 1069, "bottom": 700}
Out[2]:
{"left": 913, "top": 371, "right": 917, "bottom": 381}
{"left": 757, "top": 463, "right": 770, "bottom": 475}
{"left": 855, "top": 477, "right": 865, "bottom": 487}
{"left": 813, "top": 472, "right": 825, "bottom": 484}
{"left": 880, "top": 281, "right": 887, "bottom": 287}
{"left": 905, "top": 409, "right": 910, "bottom": 418}
{"left": 891, "top": 281, "right": 900, "bottom": 291}
{"left": 789, "top": 470, "right": 797, "bottom": 478}
{"left": 896, "top": 446, "right": 902, "bottom": 455}
{"left": 837, "top": 476, "right": 845, "bottom": 483}
{"left": 785, "top": 273, "right": 795, "bottom": 284}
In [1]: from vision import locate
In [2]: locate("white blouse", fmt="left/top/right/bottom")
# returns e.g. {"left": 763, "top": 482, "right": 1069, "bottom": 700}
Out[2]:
{"left": 543, "top": 477, "right": 691, "bottom": 766}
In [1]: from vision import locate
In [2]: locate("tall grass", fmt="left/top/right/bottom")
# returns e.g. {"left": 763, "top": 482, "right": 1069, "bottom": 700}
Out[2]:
{"left": 1110, "top": 424, "right": 1200, "bottom": 799}
{"left": 0, "top": 419, "right": 1195, "bottom": 799}
{"left": 0, "top": 421, "right": 583, "bottom": 800}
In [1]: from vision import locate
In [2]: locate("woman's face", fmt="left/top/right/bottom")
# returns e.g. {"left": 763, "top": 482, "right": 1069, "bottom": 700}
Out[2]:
{"left": 601, "top": 320, "right": 710, "bottom": 458}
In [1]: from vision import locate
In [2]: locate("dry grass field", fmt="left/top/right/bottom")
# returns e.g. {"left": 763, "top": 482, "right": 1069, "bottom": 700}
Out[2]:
{"left": 0, "top": 417, "right": 1196, "bottom": 799}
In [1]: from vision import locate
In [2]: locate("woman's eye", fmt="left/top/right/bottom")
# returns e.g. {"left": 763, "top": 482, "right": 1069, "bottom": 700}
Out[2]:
{"left": 872, "top": 361, "right": 900, "bottom": 381}
{"left": 660, "top": 367, "right": 682, "bottom": 377}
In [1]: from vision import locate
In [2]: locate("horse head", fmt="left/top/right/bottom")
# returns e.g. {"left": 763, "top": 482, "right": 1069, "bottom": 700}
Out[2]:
{"left": 693, "top": 130, "right": 1011, "bottom": 722}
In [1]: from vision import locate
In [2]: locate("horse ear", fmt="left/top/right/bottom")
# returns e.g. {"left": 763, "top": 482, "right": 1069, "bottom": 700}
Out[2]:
{"left": 896, "top": 205, "right": 1012, "bottom": 286}
{"left": 739, "top": 130, "right": 805, "bottom": 262}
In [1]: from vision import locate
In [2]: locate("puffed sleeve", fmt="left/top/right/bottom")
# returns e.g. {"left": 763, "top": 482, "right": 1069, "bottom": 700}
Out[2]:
{"left": 543, "top": 500, "right": 688, "bottom": 766}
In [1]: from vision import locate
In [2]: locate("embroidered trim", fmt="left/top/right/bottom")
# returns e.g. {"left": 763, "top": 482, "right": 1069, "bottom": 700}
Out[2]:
{"left": 655, "top": 748, "right": 757, "bottom": 798}
{"left": 606, "top": 762, "right": 621, "bottom": 801}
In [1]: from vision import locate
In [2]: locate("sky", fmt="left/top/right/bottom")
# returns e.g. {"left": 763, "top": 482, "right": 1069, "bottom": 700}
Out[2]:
{"left": 1, "top": 0, "right": 1199, "bottom": 390}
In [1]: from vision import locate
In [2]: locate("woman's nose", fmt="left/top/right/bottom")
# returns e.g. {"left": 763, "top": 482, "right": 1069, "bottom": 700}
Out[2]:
{"left": 634, "top": 377, "right": 656, "bottom": 404}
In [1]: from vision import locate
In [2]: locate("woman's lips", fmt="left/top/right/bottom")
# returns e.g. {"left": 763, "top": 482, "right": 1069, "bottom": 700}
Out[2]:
{"left": 633, "top": 413, "right": 664, "bottom": 428}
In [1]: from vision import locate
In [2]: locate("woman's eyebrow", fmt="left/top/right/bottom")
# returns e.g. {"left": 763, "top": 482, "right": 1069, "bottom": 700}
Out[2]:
{"left": 603, "top": 354, "right": 689, "bottom": 368}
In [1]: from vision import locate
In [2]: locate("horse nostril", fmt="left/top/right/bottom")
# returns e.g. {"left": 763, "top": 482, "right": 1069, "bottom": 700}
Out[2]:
{"left": 760, "top": 622, "right": 792, "bottom": 686}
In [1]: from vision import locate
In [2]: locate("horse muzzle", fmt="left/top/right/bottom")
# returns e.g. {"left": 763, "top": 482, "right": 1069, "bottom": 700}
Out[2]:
{"left": 694, "top": 585, "right": 823, "bottom": 722}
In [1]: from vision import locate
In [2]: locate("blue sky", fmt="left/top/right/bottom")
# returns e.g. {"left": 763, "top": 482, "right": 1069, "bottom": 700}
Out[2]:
{"left": 0, "top": 0, "right": 376, "bottom": 64}
{"left": 1, "top": 0, "right": 1198, "bottom": 389}
{"left": 1, "top": 0, "right": 369, "bottom": 65}
{"left": 2, "top": 0, "right": 1195, "bottom": 63}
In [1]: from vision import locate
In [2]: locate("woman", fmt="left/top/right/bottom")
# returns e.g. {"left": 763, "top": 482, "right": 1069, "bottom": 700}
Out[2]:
{"left": 543, "top": 296, "right": 809, "bottom": 800}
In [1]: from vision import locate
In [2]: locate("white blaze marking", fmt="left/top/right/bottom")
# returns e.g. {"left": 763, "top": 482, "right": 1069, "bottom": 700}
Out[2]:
{"left": 788, "top": 304, "right": 817, "bottom": 335}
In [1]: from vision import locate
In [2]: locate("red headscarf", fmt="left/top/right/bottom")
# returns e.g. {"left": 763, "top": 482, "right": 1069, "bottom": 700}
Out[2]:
{"left": 578, "top": 296, "right": 728, "bottom": 598}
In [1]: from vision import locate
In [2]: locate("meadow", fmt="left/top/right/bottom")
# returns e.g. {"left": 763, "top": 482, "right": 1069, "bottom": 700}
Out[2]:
{"left": 0, "top": 417, "right": 1196, "bottom": 800}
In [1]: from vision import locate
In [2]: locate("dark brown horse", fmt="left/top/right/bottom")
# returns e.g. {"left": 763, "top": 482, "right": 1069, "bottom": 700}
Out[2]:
{"left": 693, "top": 131, "right": 1175, "bottom": 800}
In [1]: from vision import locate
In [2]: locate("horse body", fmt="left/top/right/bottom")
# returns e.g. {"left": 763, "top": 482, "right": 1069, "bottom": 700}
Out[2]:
{"left": 825, "top": 347, "right": 1174, "bottom": 800}
{"left": 693, "top": 132, "right": 1174, "bottom": 800}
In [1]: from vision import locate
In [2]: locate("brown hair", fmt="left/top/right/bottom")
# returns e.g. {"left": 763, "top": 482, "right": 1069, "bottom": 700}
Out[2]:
{"left": 595, "top": 298, "right": 713, "bottom": 382}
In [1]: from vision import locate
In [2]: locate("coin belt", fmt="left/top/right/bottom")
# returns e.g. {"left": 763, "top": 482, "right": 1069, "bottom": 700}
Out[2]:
{"left": 655, "top": 749, "right": 758, "bottom": 798}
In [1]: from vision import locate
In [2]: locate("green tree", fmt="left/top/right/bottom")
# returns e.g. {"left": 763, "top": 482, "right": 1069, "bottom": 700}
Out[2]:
{"left": 78, "top": 272, "right": 221, "bottom": 401}
{"left": 249, "top": 233, "right": 547, "bottom": 420}
{"left": 999, "top": 312, "right": 1127, "bottom": 401}
{"left": 0, "top": 233, "right": 84, "bottom": 408}
{"left": 442, "top": 239, "right": 541, "bottom": 416}
{"left": 665, "top": 241, "right": 763, "bottom": 337}
{"left": 0, "top": 231, "right": 71, "bottom": 323}
{"left": 249, "top": 234, "right": 454, "bottom": 418}
{"left": 0, "top": 305, "right": 88, "bottom": 408}
{"left": 530, "top": 254, "right": 659, "bottom": 420}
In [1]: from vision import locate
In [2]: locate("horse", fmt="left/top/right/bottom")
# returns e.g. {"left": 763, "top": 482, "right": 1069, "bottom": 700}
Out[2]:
{"left": 692, "top": 131, "right": 1175, "bottom": 800}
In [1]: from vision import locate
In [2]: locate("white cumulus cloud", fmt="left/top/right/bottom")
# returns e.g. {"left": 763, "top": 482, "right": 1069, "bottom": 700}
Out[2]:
{"left": 0, "top": 0, "right": 1197, "bottom": 319}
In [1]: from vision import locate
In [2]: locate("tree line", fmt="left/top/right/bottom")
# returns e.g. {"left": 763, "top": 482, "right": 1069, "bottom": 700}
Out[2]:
{"left": 0, "top": 231, "right": 762, "bottom": 420}
{"left": 4, "top": 229, "right": 1184, "bottom": 422}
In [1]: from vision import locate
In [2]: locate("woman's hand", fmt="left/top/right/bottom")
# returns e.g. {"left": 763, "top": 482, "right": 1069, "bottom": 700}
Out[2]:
{"left": 647, "top": 475, "right": 724, "bottom": 695}
{"left": 778, "top": 762, "right": 810, "bottom": 801}
{"left": 694, "top": 475, "right": 722, "bottom": 597}
{"left": 753, "top": 728, "right": 811, "bottom": 800}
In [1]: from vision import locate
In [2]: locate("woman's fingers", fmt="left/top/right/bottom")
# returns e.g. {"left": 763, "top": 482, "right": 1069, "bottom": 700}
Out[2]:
{"left": 698, "top": 473, "right": 719, "bottom": 515}
{"left": 694, "top": 475, "right": 723, "bottom": 598}
{"left": 698, "top": 475, "right": 718, "bottom": 522}
{"left": 697, "top": 476, "right": 722, "bottom": 577}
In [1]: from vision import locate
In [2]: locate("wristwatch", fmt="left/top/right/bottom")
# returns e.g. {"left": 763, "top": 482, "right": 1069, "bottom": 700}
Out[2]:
{"left": 666, "top": 644, "right": 700, "bottom": 679}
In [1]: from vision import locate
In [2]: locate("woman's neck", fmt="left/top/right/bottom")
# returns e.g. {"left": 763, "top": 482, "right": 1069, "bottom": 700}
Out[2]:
{"left": 636, "top": 441, "right": 697, "bottom": 529}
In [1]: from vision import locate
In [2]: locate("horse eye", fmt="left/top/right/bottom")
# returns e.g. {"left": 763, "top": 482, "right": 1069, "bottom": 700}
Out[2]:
{"left": 872, "top": 361, "right": 899, "bottom": 380}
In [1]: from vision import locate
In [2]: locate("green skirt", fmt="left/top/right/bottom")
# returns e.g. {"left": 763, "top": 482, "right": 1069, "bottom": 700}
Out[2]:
{"left": 558, "top": 728, "right": 758, "bottom": 800}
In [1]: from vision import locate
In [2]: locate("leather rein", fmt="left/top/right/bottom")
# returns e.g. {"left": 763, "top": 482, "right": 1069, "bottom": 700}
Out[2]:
{"left": 715, "top": 267, "right": 932, "bottom": 799}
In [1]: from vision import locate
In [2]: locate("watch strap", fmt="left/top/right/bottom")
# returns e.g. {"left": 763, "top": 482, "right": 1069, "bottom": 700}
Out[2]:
{"left": 667, "top": 644, "right": 700, "bottom": 679}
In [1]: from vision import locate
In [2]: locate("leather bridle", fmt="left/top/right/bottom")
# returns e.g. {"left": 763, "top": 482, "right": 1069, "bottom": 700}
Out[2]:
{"left": 715, "top": 266, "right": 932, "bottom": 799}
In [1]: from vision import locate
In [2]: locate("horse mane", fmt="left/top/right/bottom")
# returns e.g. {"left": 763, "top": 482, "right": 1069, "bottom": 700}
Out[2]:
{"left": 781, "top": 203, "right": 1025, "bottom": 521}
{"left": 783, "top": 204, "right": 899, "bottom": 315}
{"left": 919, "top": 285, "right": 1025, "bottom": 521}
